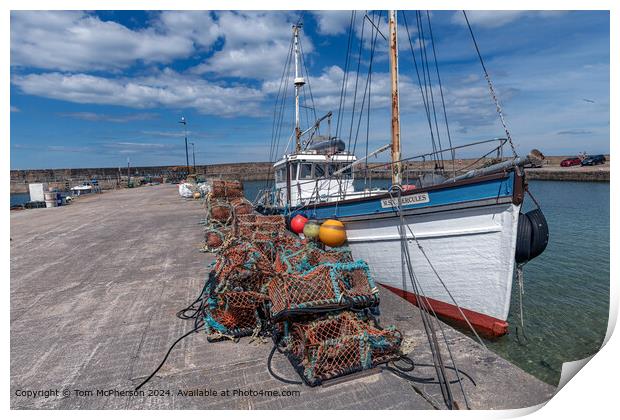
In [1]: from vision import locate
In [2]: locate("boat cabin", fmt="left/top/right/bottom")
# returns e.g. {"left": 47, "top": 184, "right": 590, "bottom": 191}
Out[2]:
{"left": 273, "top": 150, "right": 357, "bottom": 207}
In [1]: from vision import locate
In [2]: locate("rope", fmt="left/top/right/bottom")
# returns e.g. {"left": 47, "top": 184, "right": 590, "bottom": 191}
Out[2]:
{"left": 462, "top": 10, "right": 518, "bottom": 158}
{"left": 390, "top": 185, "right": 457, "bottom": 409}
{"left": 515, "top": 263, "right": 529, "bottom": 345}
{"left": 426, "top": 10, "right": 456, "bottom": 176}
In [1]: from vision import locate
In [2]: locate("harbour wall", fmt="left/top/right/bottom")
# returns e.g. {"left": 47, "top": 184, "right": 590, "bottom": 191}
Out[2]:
{"left": 10, "top": 156, "right": 609, "bottom": 193}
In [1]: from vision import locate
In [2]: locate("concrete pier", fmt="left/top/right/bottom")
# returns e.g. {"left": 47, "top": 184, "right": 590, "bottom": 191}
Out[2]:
{"left": 10, "top": 185, "right": 555, "bottom": 409}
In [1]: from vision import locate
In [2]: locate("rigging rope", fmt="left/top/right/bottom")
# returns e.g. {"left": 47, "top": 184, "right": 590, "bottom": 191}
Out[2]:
{"left": 417, "top": 11, "right": 446, "bottom": 169}
{"left": 426, "top": 11, "right": 455, "bottom": 174}
{"left": 390, "top": 185, "right": 457, "bottom": 409}
{"left": 335, "top": 11, "right": 356, "bottom": 141}
{"left": 462, "top": 10, "right": 518, "bottom": 158}
{"left": 402, "top": 12, "right": 441, "bottom": 169}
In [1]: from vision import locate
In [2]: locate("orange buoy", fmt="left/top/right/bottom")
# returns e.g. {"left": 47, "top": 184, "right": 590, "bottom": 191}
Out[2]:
{"left": 193, "top": 192, "right": 201, "bottom": 199}
{"left": 303, "top": 220, "right": 320, "bottom": 239}
{"left": 319, "top": 219, "right": 347, "bottom": 247}
{"left": 290, "top": 214, "right": 308, "bottom": 234}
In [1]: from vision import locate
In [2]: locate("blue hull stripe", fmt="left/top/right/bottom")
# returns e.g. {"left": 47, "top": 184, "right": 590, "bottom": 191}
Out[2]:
{"left": 284, "top": 172, "right": 515, "bottom": 220}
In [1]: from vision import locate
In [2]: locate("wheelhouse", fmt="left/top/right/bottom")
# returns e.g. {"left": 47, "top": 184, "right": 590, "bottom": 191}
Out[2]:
{"left": 273, "top": 151, "right": 357, "bottom": 207}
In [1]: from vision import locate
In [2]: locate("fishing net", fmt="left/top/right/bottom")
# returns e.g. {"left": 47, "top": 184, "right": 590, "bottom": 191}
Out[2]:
{"left": 268, "top": 261, "right": 379, "bottom": 321}
{"left": 236, "top": 214, "right": 289, "bottom": 241}
{"left": 278, "top": 311, "right": 402, "bottom": 386}
{"left": 275, "top": 242, "right": 353, "bottom": 273}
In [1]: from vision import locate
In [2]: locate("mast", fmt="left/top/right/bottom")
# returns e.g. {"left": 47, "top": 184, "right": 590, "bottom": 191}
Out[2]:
{"left": 388, "top": 10, "right": 402, "bottom": 186}
{"left": 293, "top": 24, "right": 306, "bottom": 153}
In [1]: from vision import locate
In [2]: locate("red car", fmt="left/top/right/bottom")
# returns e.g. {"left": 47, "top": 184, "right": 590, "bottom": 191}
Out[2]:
{"left": 560, "top": 157, "right": 581, "bottom": 167}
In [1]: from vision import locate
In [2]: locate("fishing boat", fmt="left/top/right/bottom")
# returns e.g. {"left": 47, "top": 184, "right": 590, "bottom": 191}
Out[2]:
{"left": 256, "top": 11, "right": 548, "bottom": 337}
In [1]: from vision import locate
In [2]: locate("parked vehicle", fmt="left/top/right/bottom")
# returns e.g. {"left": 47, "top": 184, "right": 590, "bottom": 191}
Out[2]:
{"left": 581, "top": 155, "right": 606, "bottom": 166}
{"left": 560, "top": 157, "right": 582, "bottom": 167}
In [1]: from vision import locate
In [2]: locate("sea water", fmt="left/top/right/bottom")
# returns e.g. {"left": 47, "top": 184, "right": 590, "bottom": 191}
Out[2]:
{"left": 244, "top": 179, "right": 610, "bottom": 385}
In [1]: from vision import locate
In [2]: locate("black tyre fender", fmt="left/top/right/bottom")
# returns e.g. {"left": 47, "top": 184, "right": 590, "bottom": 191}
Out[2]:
{"left": 515, "top": 212, "right": 532, "bottom": 264}
{"left": 526, "top": 208, "right": 549, "bottom": 260}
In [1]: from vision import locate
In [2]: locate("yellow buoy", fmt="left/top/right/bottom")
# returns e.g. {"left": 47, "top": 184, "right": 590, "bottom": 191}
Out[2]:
{"left": 193, "top": 192, "right": 201, "bottom": 200}
{"left": 303, "top": 221, "right": 321, "bottom": 240}
{"left": 319, "top": 219, "right": 347, "bottom": 247}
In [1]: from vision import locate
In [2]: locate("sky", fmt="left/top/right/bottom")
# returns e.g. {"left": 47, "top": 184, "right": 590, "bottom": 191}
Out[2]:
{"left": 9, "top": 10, "right": 610, "bottom": 169}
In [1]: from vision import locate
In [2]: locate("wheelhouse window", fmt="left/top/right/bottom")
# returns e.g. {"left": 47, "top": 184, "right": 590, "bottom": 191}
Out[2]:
{"left": 327, "top": 163, "right": 338, "bottom": 176}
{"left": 275, "top": 166, "right": 286, "bottom": 183}
{"left": 314, "top": 163, "right": 326, "bottom": 178}
{"left": 300, "top": 163, "right": 313, "bottom": 180}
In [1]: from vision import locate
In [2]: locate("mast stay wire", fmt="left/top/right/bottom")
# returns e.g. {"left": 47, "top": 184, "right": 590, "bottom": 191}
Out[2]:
{"left": 346, "top": 13, "right": 366, "bottom": 153}
{"left": 352, "top": 11, "right": 381, "bottom": 162}
{"left": 335, "top": 11, "right": 356, "bottom": 141}
{"left": 462, "top": 10, "right": 518, "bottom": 158}
{"left": 299, "top": 35, "right": 319, "bottom": 135}
{"left": 266, "top": 33, "right": 295, "bottom": 192}
{"left": 415, "top": 11, "right": 443, "bottom": 170}
{"left": 268, "top": 33, "right": 293, "bottom": 163}
{"left": 272, "top": 35, "right": 294, "bottom": 160}
{"left": 418, "top": 11, "right": 446, "bottom": 170}
{"left": 426, "top": 10, "right": 456, "bottom": 177}
{"left": 402, "top": 12, "right": 441, "bottom": 170}
{"left": 362, "top": 10, "right": 383, "bottom": 189}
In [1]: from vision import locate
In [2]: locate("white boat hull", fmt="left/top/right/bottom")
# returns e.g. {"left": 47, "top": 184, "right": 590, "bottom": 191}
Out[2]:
{"left": 345, "top": 201, "right": 521, "bottom": 336}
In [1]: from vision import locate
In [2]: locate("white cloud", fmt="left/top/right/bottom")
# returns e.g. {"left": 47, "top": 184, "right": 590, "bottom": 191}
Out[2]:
{"left": 12, "top": 69, "right": 266, "bottom": 117}
{"left": 10, "top": 11, "right": 197, "bottom": 72}
{"left": 453, "top": 11, "right": 566, "bottom": 28}
{"left": 157, "top": 11, "right": 221, "bottom": 49}
{"left": 313, "top": 11, "right": 352, "bottom": 35}
{"left": 58, "top": 112, "right": 157, "bottom": 122}
{"left": 191, "top": 11, "right": 310, "bottom": 80}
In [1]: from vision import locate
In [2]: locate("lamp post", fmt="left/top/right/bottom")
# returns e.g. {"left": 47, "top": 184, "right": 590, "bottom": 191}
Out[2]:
{"left": 179, "top": 116, "right": 190, "bottom": 175}
{"left": 190, "top": 142, "right": 196, "bottom": 173}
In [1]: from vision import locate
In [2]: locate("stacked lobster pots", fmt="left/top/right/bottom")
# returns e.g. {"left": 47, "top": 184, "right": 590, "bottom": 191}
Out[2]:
{"left": 198, "top": 180, "right": 403, "bottom": 386}
{"left": 203, "top": 180, "right": 254, "bottom": 252}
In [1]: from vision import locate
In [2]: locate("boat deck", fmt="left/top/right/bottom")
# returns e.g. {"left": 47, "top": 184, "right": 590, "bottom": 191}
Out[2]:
{"left": 10, "top": 184, "right": 555, "bottom": 409}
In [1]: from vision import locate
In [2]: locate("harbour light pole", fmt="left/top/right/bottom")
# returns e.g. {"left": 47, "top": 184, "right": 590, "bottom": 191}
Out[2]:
{"left": 179, "top": 116, "right": 190, "bottom": 174}
{"left": 190, "top": 142, "right": 196, "bottom": 173}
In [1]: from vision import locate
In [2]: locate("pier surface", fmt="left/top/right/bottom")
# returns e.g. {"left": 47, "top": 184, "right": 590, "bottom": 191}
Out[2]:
{"left": 11, "top": 185, "right": 556, "bottom": 409}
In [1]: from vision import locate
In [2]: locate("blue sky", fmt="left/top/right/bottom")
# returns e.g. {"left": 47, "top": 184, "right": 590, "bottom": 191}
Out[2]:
{"left": 10, "top": 10, "right": 610, "bottom": 169}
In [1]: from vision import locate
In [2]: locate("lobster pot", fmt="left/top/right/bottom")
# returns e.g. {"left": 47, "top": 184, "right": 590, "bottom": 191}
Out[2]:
{"left": 283, "top": 312, "right": 402, "bottom": 386}
{"left": 236, "top": 214, "right": 288, "bottom": 241}
{"left": 268, "top": 261, "right": 379, "bottom": 321}
{"left": 211, "top": 180, "right": 244, "bottom": 199}
{"left": 205, "top": 226, "right": 232, "bottom": 252}
{"left": 230, "top": 197, "right": 254, "bottom": 216}
{"left": 212, "top": 240, "right": 273, "bottom": 293}
{"left": 204, "top": 291, "right": 268, "bottom": 340}
{"left": 275, "top": 243, "right": 353, "bottom": 273}
{"left": 207, "top": 199, "right": 234, "bottom": 225}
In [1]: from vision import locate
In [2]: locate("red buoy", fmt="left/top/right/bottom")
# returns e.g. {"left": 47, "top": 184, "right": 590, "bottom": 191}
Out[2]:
{"left": 290, "top": 214, "right": 308, "bottom": 234}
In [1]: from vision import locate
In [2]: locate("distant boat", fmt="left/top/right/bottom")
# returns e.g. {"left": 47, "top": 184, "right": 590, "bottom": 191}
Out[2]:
{"left": 256, "top": 12, "right": 548, "bottom": 336}
{"left": 71, "top": 184, "right": 93, "bottom": 196}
